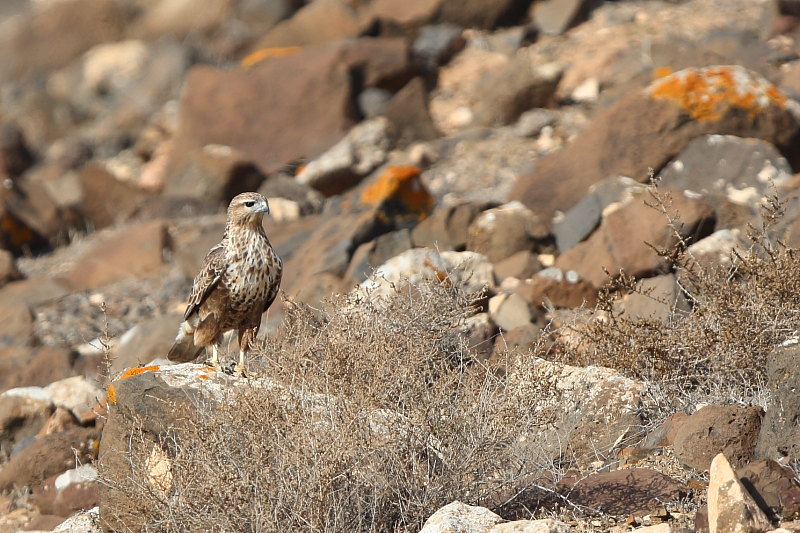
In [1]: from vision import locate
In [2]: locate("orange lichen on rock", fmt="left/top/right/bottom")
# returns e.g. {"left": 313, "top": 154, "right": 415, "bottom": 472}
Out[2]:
{"left": 107, "top": 384, "right": 116, "bottom": 405}
{"left": 118, "top": 365, "right": 161, "bottom": 381}
{"left": 653, "top": 66, "right": 673, "bottom": 79}
{"left": 241, "top": 46, "right": 301, "bottom": 69}
{"left": 649, "top": 66, "right": 788, "bottom": 122}
{"left": 360, "top": 165, "right": 433, "bottom": 217}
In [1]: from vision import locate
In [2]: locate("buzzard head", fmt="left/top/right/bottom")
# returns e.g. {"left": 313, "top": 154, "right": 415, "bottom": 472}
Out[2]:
{"left": 227, "top": 192, "right": 270, "bottom": 226}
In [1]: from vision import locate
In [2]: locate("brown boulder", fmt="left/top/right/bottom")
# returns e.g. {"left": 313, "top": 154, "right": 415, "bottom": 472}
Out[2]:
{"left": 511, "top": 66, "right": 800, "bottom": 218}
{"left": 467, "top": 201, "right": 550, "bottom": 263}
{"left": 170, "top": 46, "right": 354, "bottom": 180}
{"left": 0, "top": 0, "right": 126, "bottom": 81}
{"left": 517, "top": 267, "right": 597, "bottom": 309}
{"left": 738, "top": 459, "right": 800, "bottom": 520}
{"left": 558, "top": 468, "right": 687, "bottom": 516}
{"left": 411, "top": 201, "right": 488, "bottom": 251}
{"left": 673, "top": 405, "right": 764, "bottom": 471}
{"left": 0, "top": 391, "right": 54, "bottom": 460}
{"left": 0, "top": 250, "right": 21, "bottom": 288}
{"left": 76, "top": 164, "right": 144, "bottom": 229}
{"left": 57, "top": 220, "right": 168, "bottom": 291}
{"left": 0, "top": 346, "right": 76, "bottom": 394}
{"left": 0, "top": 427, "right": 100, "bottom": 491}
{"left": 164, "top": 144, "right": 268, "bottom": 204}
{"left": 32, "top": 465, "right": 98, "bottom": 518}
{"left": 555, "top": 189, "right": 715, "bottom": 287}
{"left": 493, "top": 250, "right": 543, "bottom": 282}
{"left": 250, "top": 0, "right": 360, "bottom": 49}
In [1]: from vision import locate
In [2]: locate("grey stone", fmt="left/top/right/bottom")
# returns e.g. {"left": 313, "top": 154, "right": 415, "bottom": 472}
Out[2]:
{"left": 553, "top": 175, "right": 645, "bottom": 253}
{"left": 658, "top": 135, "right": 793, "bottom": 205}
{"left": 757, "top": 337, "right": 800, "bottom": 460}
{"left": 412, "top": 23, "right": 465, "bottom": 69}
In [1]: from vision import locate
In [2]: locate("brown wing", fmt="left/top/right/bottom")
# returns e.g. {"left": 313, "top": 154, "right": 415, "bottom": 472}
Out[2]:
{"left": 184, "top": 243, "right": 226, "bottom": 320}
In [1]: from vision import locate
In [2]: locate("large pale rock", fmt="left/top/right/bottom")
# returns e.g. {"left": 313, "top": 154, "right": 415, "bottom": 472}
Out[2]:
{"left": 489, "top": 520, "right": 571, "bottom": 533}
{"left": 361, "top": 248, "right": 494, "bottom": 300}
{"left": 44, "top": 376, "right": 102, "bottom": 415}
{"left": 419, "top": 501, "right": 502, "bottom": 533}
{"left": 52, "top": 506, "right": 101, "bottom": 533}
{"left": 489, "top": 292, "right": 533, "bottom": 332}
{"left": 708, "top": 453, "right": 772, "bottom": 533}
{"left": 511, "top": 66, "right": 800, "bottom": 218}
{"left": 614, "top": 274, "right": 689, "bottom": 323}
{"left": 674, "top": 405, "right": 763, "bottom": 471}
{"left": 511, "top": 359, "right": 646, "bottom": 467}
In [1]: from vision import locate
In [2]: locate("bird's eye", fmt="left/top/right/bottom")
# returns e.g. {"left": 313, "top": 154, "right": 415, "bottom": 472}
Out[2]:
{"left": 244, "top": 201, "right": 255, "bottom": 207}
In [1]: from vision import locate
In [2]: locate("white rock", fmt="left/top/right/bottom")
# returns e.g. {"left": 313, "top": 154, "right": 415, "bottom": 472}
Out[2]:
{"left": 708, "top": 453, "right": 772, "bottom": 533}
{"left": 571, "top": 77, "right": 599, "bottom": 103}
{"left": 490, "top": 519, "right": 572, "bottom": 532}
{"left": 629, "top": 524, "right": 673, "bottom": 532}
{"left": 52, "top": 506, "right": 101, "bottom": 532}
{"left": 361, "top": 248, "right": 494, "bottom": 300}
{"left": 45, "top": 376, "right": 102, "bottom": 414}
{"left": 1, "top": 386, "right": 51, "bottom": 403}
{"left": 297, "top": 117, "right": 394, "bottom": 192}
{"left": 82, "top": 40, "right": 149, "bottom": 93}
{"left": 420, "top": 501, "right": 503, "bottom": 533}
{"left": 55, "top": 464, "right": 97, "bottom": 492}
{"left": 489, "top": 292, "right": 532, "bottom": 332}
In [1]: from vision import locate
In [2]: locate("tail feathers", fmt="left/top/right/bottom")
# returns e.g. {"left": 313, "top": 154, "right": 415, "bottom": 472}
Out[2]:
{"left": 167, "top": 322, "right": 205, "bottom": 363}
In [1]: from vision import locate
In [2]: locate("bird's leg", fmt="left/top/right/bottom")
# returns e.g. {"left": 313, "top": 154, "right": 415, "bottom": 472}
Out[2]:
{"left": 207, "top": 343, "right": 223, "bottom": 372}
{"left": 234, "top": 328, "right": 258, "bottom": 378}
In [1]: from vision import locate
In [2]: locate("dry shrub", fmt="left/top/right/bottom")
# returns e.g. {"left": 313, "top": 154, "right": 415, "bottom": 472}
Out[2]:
{"left": 556, "top": 187, "right": 800, "bottom": 407}
{"left": 104, "top": 280, "right": 559, "bottom": 532}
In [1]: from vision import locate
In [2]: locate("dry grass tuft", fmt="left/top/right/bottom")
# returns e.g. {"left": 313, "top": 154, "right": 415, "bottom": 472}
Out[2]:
{"left": 101, "top": 281, "right": 560, "bottom": 532}
{"left": 555, "top": 186, "right": 800, "bottom": 409}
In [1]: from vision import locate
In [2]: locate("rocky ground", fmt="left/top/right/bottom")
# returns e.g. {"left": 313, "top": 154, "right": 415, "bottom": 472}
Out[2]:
{"left": 2, "top": 0, "right": 800, "bottom": 531}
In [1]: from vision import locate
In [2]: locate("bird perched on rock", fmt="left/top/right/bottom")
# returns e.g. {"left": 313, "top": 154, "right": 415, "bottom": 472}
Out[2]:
{"left": 168, "top": 192, "right": 282, "bottom": 376}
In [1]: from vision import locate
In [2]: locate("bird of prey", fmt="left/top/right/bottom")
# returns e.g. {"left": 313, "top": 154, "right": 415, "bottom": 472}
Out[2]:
{"left": 168, "top": 192, "right": 282, "bottom": 376}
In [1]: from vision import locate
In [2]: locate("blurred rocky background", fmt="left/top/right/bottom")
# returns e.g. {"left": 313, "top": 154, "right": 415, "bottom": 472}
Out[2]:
{"left": 2, "top": 0, "right": 800, "bottom": 530}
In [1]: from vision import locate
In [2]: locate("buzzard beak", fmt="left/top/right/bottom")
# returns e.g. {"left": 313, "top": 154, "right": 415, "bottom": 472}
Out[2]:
{"left": 259, "top": 200, "right": 270, "bottom": 214}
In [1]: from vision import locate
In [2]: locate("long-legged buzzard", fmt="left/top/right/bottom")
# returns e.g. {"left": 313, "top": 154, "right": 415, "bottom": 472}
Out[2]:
{"left": 168, "top": 192, "right": 282, "bottom": 375}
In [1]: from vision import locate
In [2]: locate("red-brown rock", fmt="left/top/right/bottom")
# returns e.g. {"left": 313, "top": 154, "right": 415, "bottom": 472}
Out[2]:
{"left": 673, "top": 405, "right": 764, "bottom": 471}
{"left": 518, "top": 267, "right": 598, "bottom": 309}
{"left": 0, "top": 427, "right": 100, "bottom": 491}
{"left": 558, "top": 468, "right": 687, "bottom": 516}
{"left": 0, "top": 346, "right": 77, "bottom": 394}
{"left": 57, "top": 220, "right": 168, "bottom": 291}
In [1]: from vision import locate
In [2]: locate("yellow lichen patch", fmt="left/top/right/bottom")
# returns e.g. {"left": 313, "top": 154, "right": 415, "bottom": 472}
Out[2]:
{"left": 241, "top": 46, "right": 301, "bottom": 69}
{"left": 360, "top": 165, "right": 433, "bottom": 217}
{"left": 653, "top": 66, "right": 673, "bottom": 79}
{"left": 107, "top": 384, "right": 116, "bottom": 404}
{"left": 118, "top": 365, "right": 161, "bottom": 381}
{"left": 200, "top": 365, "right": 217, "bottom": 373}
{"left": 198, "top": 373, "right": 211, "bottom": 380}
{"left": 649, "top": 66, "right": 787, "bottom": 122}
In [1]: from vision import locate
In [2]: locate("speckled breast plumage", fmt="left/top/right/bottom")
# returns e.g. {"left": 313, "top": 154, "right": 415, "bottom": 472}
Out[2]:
{"left": 218, "top": 227, "right": 282, "bottom": 329}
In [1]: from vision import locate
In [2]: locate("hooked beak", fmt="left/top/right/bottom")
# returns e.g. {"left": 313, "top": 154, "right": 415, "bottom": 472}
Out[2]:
{"left": 258, "top": 199, "right": 270, "bottom": 214}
